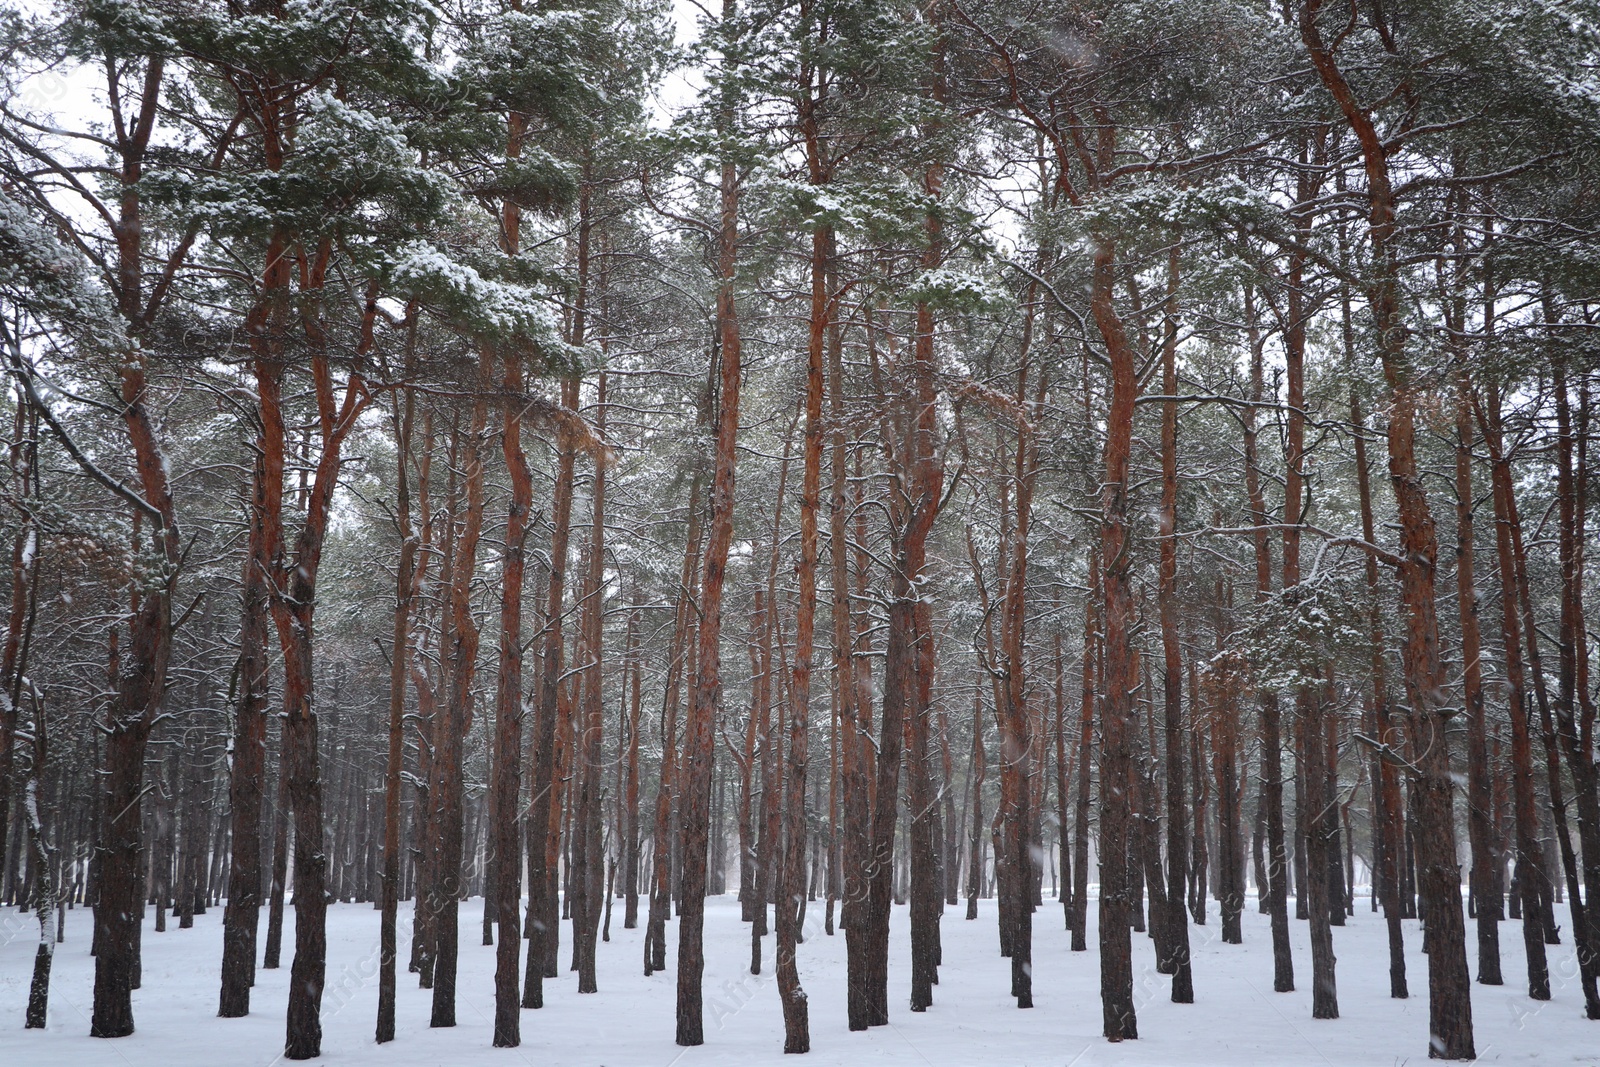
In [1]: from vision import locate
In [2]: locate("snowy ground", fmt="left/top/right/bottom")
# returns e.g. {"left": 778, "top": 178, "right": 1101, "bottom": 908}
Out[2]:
{"left": 0, "top": 890, "right": 1593, "bottom": 1065}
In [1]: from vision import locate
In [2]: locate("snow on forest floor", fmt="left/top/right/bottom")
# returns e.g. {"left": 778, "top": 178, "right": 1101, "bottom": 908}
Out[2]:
{"left": 0, "top": 891, "right": 1593, "bottom": 1065}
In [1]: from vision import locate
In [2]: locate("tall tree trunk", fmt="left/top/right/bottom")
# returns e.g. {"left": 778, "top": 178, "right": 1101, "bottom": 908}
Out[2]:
{"left": 1243, "top": 284, "right": 1292, "bottom": 994}
{"left": 623, "top": 602, "right": 642, "bottom": 929}
{"left": 675, "top": 115, "right": 743, "bottom": 1046}
{"left": 1054, "top": 634, "right": 1072, "bottom": 932}
{"left": 645, "top": 472, "right": 703, "bottom": 976}
{"left": 776, "top": 186, "right": 825, "bottom": 1049}
{"left": 1479, "top": 376, "right": 1551, "bottom": 1001}
{"left": 23, "top": 691, "right": 55, "bottom": 1030}
{"left": 525, "top": 375, "right": 578, "bottom": 1005}
{"left": 1091, "top": 216, "right": 1140, "bottom": 1041}
{"left": 0, "top": 395, "right": 24, "bottom": 943}
{"left": 86, "top": 54, "right": 183, "bottom": 1041}
{"left": 831, "top": 262, "right": 876, "bottom": 1036}
{"left": 486, "top": 106, "right": 535, "bottom": 1043}
{"left": 220, "top": 444, "right": 271, "bottom": 1016}
{"left": 1157, "top": 242, "right": 1193, "bottom": 1003}
{"left": 1072, "top": 566, "right": 1096, "bottom": 953}
{"left": 1282, "top": 234, "right": 1335, "bottom": 1019}
{"left": 1550, "top": 358, "right": 1600, "bottom": 1016}
{"left": 423, "top": 383, "right": 484, "bottom": 1032}
{"left": 1210, "top": 599, "right": 1244, "bottom": 944}
{"left": 376, "top": 368, "right": 418, "bottom": 1044}
{"left": 1452, "top": 348, "right": 1500, "bottom": 987}
{"left": 965, "top": 686, "right": 986, "bottom": 925}
{"left": 1349, "top": 349, "right": 1409, "bottom": 997}
{"left": 1301, "top": 7, "right": 1473, "bottom": 1052}
{"left": 899, "top": 8, "right": 950, "bottom": 1022}
{"left": 267, "top": 292, "right": 373, "bottom": 1059}
{"left": 573, "top": 373, "right": 608, "bottom": 995}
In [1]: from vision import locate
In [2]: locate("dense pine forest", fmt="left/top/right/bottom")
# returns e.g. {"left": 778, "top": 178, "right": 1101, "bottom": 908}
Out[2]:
{"left": 0, "top": 0, "right": 1597, "bottom": 1061}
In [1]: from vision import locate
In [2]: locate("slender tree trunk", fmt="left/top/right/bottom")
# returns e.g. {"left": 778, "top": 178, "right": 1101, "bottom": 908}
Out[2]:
{"left": 775, "top": 194, "right": 826, "bottom": 1050}
{"left": 676, "top": 124, "right": 743, "bottom": 1047}
{"left": 376, "top": 372, "right": 417, "bottom": 1043}
{"left": 23, "top": 693, "right": 55, "bottom": 1030}
{"left": 87, "top": 55, "right": 182, "bottom": 1041}
{"left": 573, "top": 373, "right": 608, "bottom": 995}
{"left": 1244, "top": 285, "right": 1292, "bottom": 993}
{"left": 829, "top": 265, "right": 875, "bottom": 1035}
{"left": 1091, "top": 218, "right": 1140, "bottom": 1041}
{"left": 1211, "top": 613, "right": 1244, "bottom": 944}
{"left": 0, "top": 396, "right": 24, "bottom": 937}
{"left": 1452, "top": 352, "right": 1500, "bottom": 987}
{"left": 1282, "top": 242, "right": 1335, "bottom": 1018}
{"left": 220, "top": 439, "right": 272, "bottom": 1019}
{"left": 1054, "top": 635, "right": 1072, "bottom": 930}
{"left": 966, "top": 691, "right": 987, "bottom": 925}
{"left": 422, "top": 387, "right": 483, "bottom": 1033}
{"left": 645, "top": 473, "right": 702, "bottom": 975}
{"left": 1072, "top": 569, "right": 1095, "bottom": 952}
{"left": 263, "top": 753, "right": 289, "bottom": 972}
{"left": 1551, "top": 358, "right": 1600, "bottom": 1016}
{"left": 1157, "top": 244, "right": 1193, "bottom": 1003}
{"left": 525, "top": 368, "right": 580, "bottom": 1004}
{"left": 1353, "top": 388, "right": 1409, "bottom": 997}
{"left": 1302, "top": 9, "right": 1473, "bottom": 1051}
{"left": 624, "top": 603, "right": 643, "bottom": 929}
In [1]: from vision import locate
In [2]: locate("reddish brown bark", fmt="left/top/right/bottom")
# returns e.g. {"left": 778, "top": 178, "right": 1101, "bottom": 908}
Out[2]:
{"left": 1091, "top": 211, "right": 1139, "bottom": 1040}
{"left": 676, "top": 124, "right": 743, "bottom": 1046}
{"left": 1301, "top": 6, "right": 1473, "bottom": 1052}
